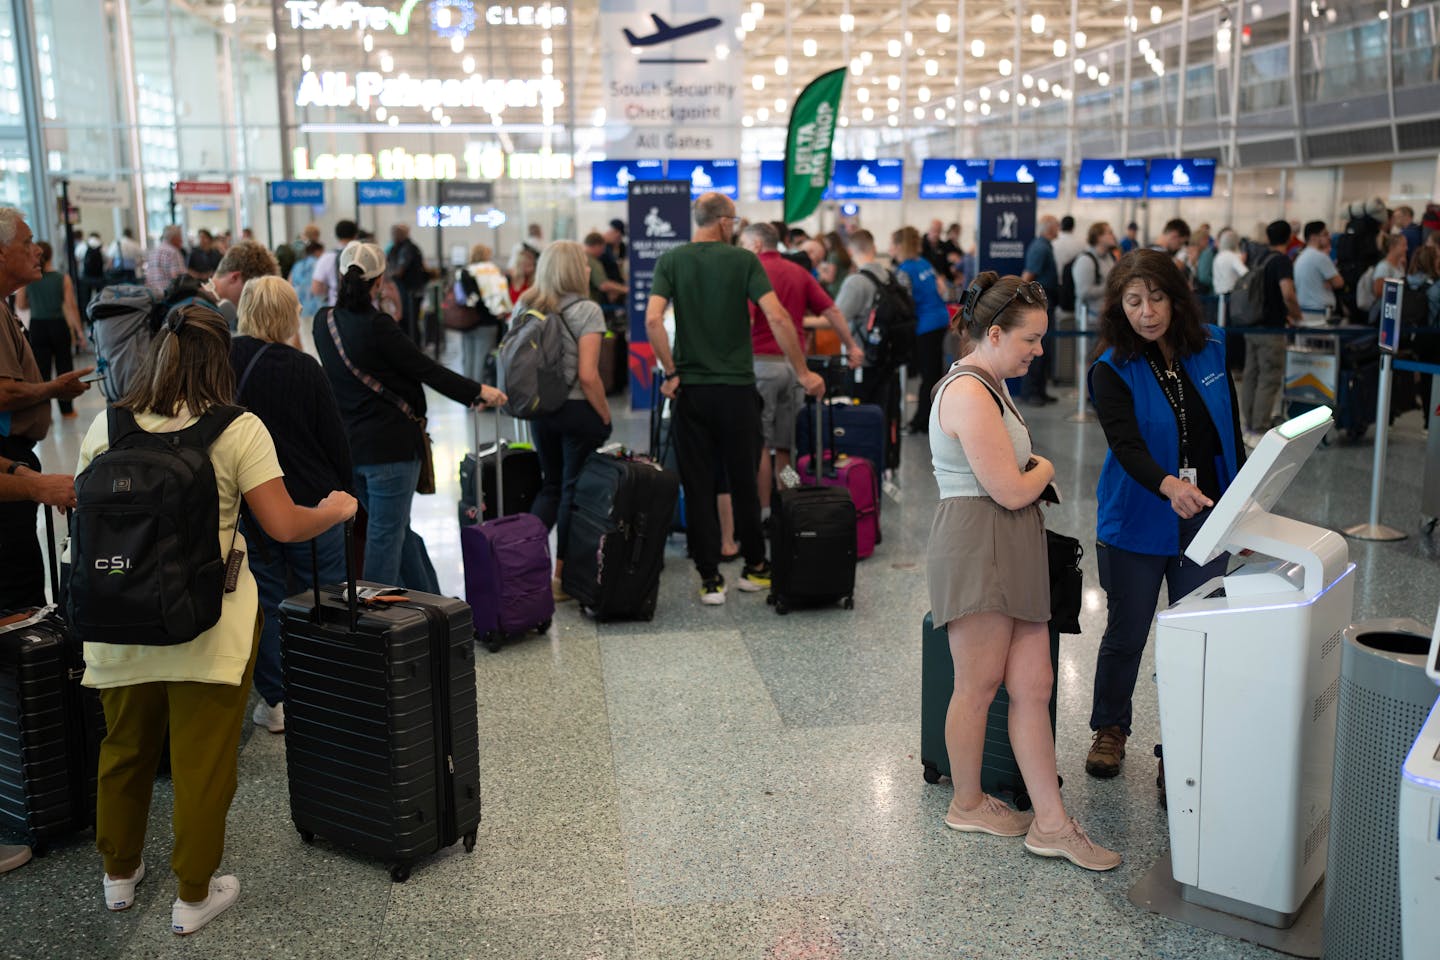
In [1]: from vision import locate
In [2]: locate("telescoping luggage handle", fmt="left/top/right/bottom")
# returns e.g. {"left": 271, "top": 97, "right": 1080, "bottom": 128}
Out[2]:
{"left": 309, "top": 519, "right": 359, "bottom": 633}
{"left": 41, "top": 505, "right": 62, "bottom": 612}
{"left": 474, "top": 403, "right": 512, "bottom": 521}
{"left": 808, "top": 393, "right": 839, "bottom": 486}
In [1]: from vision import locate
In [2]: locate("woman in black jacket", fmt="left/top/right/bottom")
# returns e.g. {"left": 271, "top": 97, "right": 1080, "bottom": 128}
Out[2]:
{"left": 314, "top": 242, "right": 505, "bottom": 592}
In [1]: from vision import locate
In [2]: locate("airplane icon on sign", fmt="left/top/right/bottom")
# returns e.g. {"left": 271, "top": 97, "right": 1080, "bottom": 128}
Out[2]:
{"left": 624, "top": 13, "right": 723, "bottom": 46}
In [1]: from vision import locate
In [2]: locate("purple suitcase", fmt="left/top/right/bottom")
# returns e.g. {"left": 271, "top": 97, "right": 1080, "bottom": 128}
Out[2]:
{"left": 461, "top": 408, "right": 555, "bottom": 652}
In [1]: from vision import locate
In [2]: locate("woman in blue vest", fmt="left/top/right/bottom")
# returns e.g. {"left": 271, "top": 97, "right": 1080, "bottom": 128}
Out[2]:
{"left": 891, "top": 226, "right": 952, "bottom": 434}
{"left": 1084, "top": 249, "right": 1244, "bottom": 786}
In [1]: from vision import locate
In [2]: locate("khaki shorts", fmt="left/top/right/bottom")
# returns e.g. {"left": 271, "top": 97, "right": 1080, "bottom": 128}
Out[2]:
{"left": 754, "top": 358, "right": 802, "bottom": 451}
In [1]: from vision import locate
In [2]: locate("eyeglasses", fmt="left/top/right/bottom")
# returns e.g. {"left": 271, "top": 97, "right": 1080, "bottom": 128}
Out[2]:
{"left": 960, "top": 278, "right": 1047, "bottom": 327}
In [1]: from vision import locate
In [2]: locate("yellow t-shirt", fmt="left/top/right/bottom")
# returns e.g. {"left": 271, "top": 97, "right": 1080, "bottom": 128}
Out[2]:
{"left": 75, "top": 407, "right": 284, "bottom": 689}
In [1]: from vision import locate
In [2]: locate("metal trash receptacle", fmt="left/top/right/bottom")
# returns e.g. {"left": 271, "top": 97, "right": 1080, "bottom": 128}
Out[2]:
{"left": 1323, "top": 619, "right": 1436, "bottom": 960}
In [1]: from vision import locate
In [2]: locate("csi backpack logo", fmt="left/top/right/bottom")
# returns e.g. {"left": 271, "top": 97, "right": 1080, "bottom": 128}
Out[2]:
{"left": 95, "top": 555, "right": 133, "bottom": 575}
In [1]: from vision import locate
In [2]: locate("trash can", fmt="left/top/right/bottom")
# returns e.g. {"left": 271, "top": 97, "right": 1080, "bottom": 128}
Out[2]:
{"left": 1323, "top": 619, "right": 1437, "bottom": 960}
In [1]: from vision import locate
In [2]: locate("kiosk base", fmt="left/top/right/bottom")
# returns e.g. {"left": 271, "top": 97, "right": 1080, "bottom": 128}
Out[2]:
{"left": 1130, "top": 853, "right": 1323, "bottom": 958}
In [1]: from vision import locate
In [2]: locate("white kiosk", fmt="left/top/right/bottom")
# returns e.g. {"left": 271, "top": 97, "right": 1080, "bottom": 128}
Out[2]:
{"left": 1398, "top": 612, "right": 1440, "bottom": 959}
{"left": 1153, "top": 406, "right": 1355, "bottom": 930}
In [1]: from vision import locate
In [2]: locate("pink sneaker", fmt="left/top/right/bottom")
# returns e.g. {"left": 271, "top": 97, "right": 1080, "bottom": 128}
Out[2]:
{"left": 1024, "top": 817, "right": 1122, "bottom": 871}
{"left": 944, "top": 793, "right": 1034, "bottom": 837}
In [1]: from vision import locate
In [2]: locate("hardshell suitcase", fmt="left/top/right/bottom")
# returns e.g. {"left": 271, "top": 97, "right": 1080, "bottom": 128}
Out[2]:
{"left": 563, "top": 451, "right": 679, "bottom": 621}
{"left": 0, "top": 510, "right": 108, "bottom": 850}
{"left": 280, "top": 524, "right": 481, "bottom": 882}
{"left": 919, "top": 611, "right": 1060, "bottom": 810}
{"left": 461, "top": 409, "right": 554, "bottom": 652}
{"left": 794, "top": 397, "right": 888, "bottom": 481}
{"left": 796, "top": 452, "right": 880, "bottom": 559}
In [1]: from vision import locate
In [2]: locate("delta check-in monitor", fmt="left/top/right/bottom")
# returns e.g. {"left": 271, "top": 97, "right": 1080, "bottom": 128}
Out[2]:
{"left": 590, "top": 159, "right": 665, "bottom": 201}
{"left": 989, "top": 159, "right": 1061, "bottom": 198}
{"left": 919, "top": 159, "right": 990, "bottom": 200}
{"left": 1147, "top": 158, "right": 1217, "bottom": 198}
{"left": 1077, "top": 158, "right": 1148, "bottom": 199}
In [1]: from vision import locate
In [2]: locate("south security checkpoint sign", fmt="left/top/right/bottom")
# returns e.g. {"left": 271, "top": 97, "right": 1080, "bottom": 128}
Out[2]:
{"left": 1146, "top": 158, "right": 1217, "bottom": 198}
{"left": 989, "top": 159, "right": 1061, "bottom": 199}
{"left": 825, "top": 159, "right": 903, "bottom": 200}
{"left": 1077, "top": 158, "right": 1148, "bottom": 199}
{"left": 591, "top": 159, "right": 665, "bottom": 201}
{"left": 919, "top": 159, "right": 990, "bottom": 200}
{"left": 679, "top": 159, "right": 738, "bottom": 199}
{"left": 269, "top": 180, "right": 325, "bottom": 205}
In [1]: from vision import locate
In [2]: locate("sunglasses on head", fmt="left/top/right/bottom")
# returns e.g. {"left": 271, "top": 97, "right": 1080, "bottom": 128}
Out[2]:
{"left": 961, "top": 279, "right": 1048, "bottom": 327}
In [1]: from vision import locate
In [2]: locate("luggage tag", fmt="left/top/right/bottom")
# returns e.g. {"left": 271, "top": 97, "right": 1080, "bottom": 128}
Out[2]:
{"left": 1178, "top": 467, "right": 1198, "bottom": 486}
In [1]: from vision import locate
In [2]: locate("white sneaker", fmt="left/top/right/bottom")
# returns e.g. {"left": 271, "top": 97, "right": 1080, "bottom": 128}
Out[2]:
{"left": 172, "top": 875, "right": 240, "bottom": 935}
{"left": 103, "top": 860, "right": 146, "bottom": 911}
{"left": 252, "top": 699, "right": 284, "bottom": 734}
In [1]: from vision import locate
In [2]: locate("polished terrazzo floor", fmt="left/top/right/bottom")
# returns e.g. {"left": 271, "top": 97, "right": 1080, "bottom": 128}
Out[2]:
{"left": 3, "top": 334, "right": 1437, "bottom": 959}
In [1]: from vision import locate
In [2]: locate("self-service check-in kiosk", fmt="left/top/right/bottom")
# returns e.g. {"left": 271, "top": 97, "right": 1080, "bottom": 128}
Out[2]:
{"left": 1151, "top": 407, "right": 1355, "bottom": 930}
{"left": 1399, "top": 615, "right": 1440, "bottom": 959}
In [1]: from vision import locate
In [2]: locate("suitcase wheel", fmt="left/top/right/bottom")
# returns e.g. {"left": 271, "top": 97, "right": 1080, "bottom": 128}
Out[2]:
{"left": 390, "top": 863, "right": 412, "bottom": 883}
{"left": 480, "top": 632, "right": 503, "bottom": 654}
{"left": 842, "top": 596, "right": 854, "bottom": 610}
{"left": 463, "top": 831, "right": 477, "bottom": 854}
{"left": 922, "top": 762, "right": 942, "bottom": 785}
{"left": 536, "top": 619, "right": 552, "bottom": 635}
{"left": 297, "top": 829, "right": 315, "bottom": 845}
{"left": 1014, "top": 790, "right": 1032, "bottom": 812}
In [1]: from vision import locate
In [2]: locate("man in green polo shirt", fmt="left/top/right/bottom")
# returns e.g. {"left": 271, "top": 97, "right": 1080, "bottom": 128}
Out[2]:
{"left": 645, "top": 192, "right": 823, "bottom": 606}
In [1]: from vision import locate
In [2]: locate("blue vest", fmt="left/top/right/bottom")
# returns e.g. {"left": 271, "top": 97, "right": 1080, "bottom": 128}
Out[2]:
{"left": 1091, "top": 326, "right": 1240, "bottom": 556}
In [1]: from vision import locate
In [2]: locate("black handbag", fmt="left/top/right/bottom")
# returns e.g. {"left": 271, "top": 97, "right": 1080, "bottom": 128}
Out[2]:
{"left": 1046, "top": 529, "right": 1084, "bottom": 635}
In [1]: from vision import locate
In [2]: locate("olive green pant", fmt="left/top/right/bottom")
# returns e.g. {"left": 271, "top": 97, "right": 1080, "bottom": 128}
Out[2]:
{"left": 95, "top": 619, "right": 260, "bottom": 903}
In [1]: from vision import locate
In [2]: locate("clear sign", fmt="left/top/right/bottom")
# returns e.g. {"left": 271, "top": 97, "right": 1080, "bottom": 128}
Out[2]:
{"left": 1380, "top": 278, "right": 1404, "bottom": 355}
{"left": 676, "top": 159, "right": 738, "bottom": 198}
{"left": 1147, "top": 158, "right": 1217, "bottom": 198}
{"left": 989, "top": 159, "right": 1061, "bottom": 199}
{"left": 591, "top": 159, "right": 665, "bottom": 201}
{"left": 356, "top": 180, "right": 407, "bottom": 205}
{"left": 825, "top": 158, "right": 903, "bottom": 200}
{"left": 1077, "top": 158, "right": 1148, "bottom": 199}
{"left": 269, "top": 180, "right": 325, "bottom": 205}
{"left": 759, "top": 159, "right": 785, "bottom": 201}
{"left": 919, "top": 159, "right": 990, "bottom": 200}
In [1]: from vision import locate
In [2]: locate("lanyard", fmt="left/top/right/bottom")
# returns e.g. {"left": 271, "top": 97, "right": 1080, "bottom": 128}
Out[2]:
{"left": 1145, "top": 349, "right": 1190, "bottom": 469}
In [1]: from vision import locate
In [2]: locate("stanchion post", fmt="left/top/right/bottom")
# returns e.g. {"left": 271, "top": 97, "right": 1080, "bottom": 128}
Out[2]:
{"left": 1345, "top": 281, "right": 1407, "bottom": 541}
{"left": 1066, "top": 303, "right": 1097, "bottom": 423}
{"left": 264, "top": 182, "right": 274, "bottom": 251}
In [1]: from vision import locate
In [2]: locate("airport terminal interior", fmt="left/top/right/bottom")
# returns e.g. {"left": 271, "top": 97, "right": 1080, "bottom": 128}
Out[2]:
{"left": 3, "top": 0, "right": 1440, "bottom": 957}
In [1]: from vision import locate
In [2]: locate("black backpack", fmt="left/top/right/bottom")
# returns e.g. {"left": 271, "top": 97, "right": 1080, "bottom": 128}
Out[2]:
{"left": 1228, "top": 249, "right": 1276, "bottom": 326}
{"left": 1056, "top": 251, "right": 1097, "bottom": 312}
{"left": 856, "top": 269, "right": 918, "bottom": 370}
{"left": 82, "top": 245, "right": 105, "bottom": 280}
{"left": 68, "top": 404, "right": 245, "bottom": 646}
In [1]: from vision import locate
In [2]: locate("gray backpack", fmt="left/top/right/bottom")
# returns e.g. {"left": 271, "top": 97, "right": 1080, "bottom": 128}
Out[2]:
{"left": 496, "top": 303, "right": 577, "bottom": 419}
{"left": 87, "top": 285, "right": 159, "bottom": 402}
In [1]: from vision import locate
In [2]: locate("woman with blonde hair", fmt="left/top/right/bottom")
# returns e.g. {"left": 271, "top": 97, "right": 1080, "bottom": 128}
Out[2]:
{"left": 80, "top": 301, "right": 356, "bottom": 934}
{"left": 229, "top": 276, "right": 355, "bottom": 734}
{"left": 458, "top": 241, "right": 512, "bottom": 384}
{"left": 514, "top": 240, "right": 612, "bottom": 600}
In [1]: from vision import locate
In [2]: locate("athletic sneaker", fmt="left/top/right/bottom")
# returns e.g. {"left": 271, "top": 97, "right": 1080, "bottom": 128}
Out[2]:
{"left": 172, "top": 875, "right": 240, "bottom": 935}
{"left": 103, "top": 860, "right": 146, "bottom": 911}
{"left": 735, "top": 561, "right": 772, "bottom": 593}
{"left": 700, "top": 576, "right": 726, "bottom": 606}
{"left": 944, "top": 793, "right": 1034, "bottom": 837}
{"left": 252, "top": 699, "right": 285, "bottom": 734}
{"left": 1024, "top": 818, "right": 1122, "bottom": 872}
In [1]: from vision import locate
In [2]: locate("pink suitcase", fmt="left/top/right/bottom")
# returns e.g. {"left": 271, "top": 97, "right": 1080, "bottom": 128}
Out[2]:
{"left": 796, "top": 451, "right": 880, "bottom": 559}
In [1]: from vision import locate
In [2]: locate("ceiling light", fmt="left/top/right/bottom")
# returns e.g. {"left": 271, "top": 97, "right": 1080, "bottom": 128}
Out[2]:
{"left": 1100, "top": 50, "right": 1110, "bottom": 65}
{"left": 850, "top": 58, "right": 863, "bottom": 75}
{"left": 887, "top": 97, "right": 899, "bottom": 111}
{"left": 862, "top": 106, "right": 874, "bottom": 121}
{"left": 379, "top": 51, "right": 393, "bottom": 72}
{"left": 998, "top": 58, "right": 1012, "bottom": 76}
{"left": 775, "top": 97, "right": 786, "bottom": 112}
{"left": 752, "top": 75, "right": 764, "bottom": 90}
{"left": 266, "top": 31, "right": 276, "bottom": 51}
{"left": 998, "top": 88, "right": 1010, "bottom": 102}
{"left": 936, "top": 12, "right": 951, "bottom": 33}
{"left": 362, "top": 32, "right": 372, "bottom": 52}
{"left": 979, "top": 86, "right": 991, "bottom": 100}
{"left": 803, "top": 38, "right": 817, "bottom": 57}
{"left": 740, "top": 11, "right": 756, "bottom": 32}
{"left": 1038, "top": 77, "right": 1049, "bottom": 92}
{"left": 925, "top": 59, "right": 938, "bottom": 76}
{"left": 980, "top": 102, "right": 991, "bottom": 115}
{"left": 542, "top": 57, "right": 553, "bottom": 74}
{"left": 222, "top": 2, "right": 236, "bottom": 23}
{"left": 861, "top": 51, "right": 874, "bottom": 65}
{"left": 1020, "top": 93, "right": 1030, "bottom": 105}
{"left": 913, "top": 106, "right": 924, "bottom": 119}
{"left": 1074, "top": 57, "right": 1086, "bottom": 73}
{"left": 1138, "top": 38, "right": 1151, "bottom": 53}
{"left": 970, "top": 38, "right": 985, "bottom": 58}
{"left": 934, "top": 106, "right": 945, "bottom": 119}
{"left": 1151, "top": 4, "right": 1163, "bottom": 23}
{"left": 387, "top": 115, "right": 398, "bottom": 126}
{"left": 905, "top": 31, "right": 913, "bottom": 44}
{"left": 435, "top": 6, "right": 451, "bottom": 27}
{"left": 757, "top": 106, "right": 769, "bottom": 121}
{"left": 888, "top": 115, "right": 897, "bottom": 126}
{"left": 431, "top": 106, "right": 444, "bottom": 120}
{"left": 857, "top": 87, "right": 869, "bottom": 102}
{"left": 1053, "top": 39, "right": 1067, "bottom": 57}
{"left": 716, "top": 44, "right": 730, "bottom": 61}
{"left": 775, "top": 56, "right": 788, "bottom": 75}
{"left": 440, "top": 115, "right": 451, "bottom": 127}
{"left": 918, "top": 85, "right": 930, "bottom": 101}
{"left": 462, "top": 54, "right": 475, "bottom": 73}
{"left": 839, "top": 13, "right": 854, "bottom": 32}
{"left": 1075, "top": 31, "right": 1087, "bottom": 48}
{"left": 301, "top": 53, "right": 311, "bottom": 71}
{"left": 591, "top": 107, "right": 605, "bottom": 127}
{"left": 751, "top": 2, "right": 764, "bottom": 19}
{"left": 839, "top": 116, "right": 849, "bottom": 126}
{"left": 1030, "top": 13, "right": 1045, "bottom": 33}
{"left": 963, "top": 99, "right": 975, "bottom": 112}
{"left": 450, "top": 34, "right": 464, "bottom": 53}
{"left": 887, "top": 75, "right": 900, "bottom": 90}
{"left": 743, "top": 115, "right": 754, "bottom": 127}
{"left": 375, "top": 106, "right": 387, "bottom": 121}
{"left": 887, "top": 39, "right": 902, "bottom": 58}
{"left": 1098, "top": 70, "right": 1110, "bottom": 85}
{"left": 1022, "top": 73, "right": 1033, "bottom": 88}
{"left": 541, "top": 36, "right": 552, "bottom": 55}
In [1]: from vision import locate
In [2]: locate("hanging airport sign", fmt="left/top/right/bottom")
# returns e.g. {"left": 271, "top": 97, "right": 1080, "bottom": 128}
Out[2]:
{"left": 676, "top": 159, "right": 738, "bottom": 199}
{"left": 66, "top": 179, "right": 131, "bottom": 208}
{"left": 1077, "top": 158, "right": 1148, "bottom": 199}
{"left": 294, "top": 71, "right": 564, "bottom": 114}
{"left": 590, "top": 159, "right": 665, "bottom": 201}
{"left": 357, "top": 180, "right": 407, "bottom": 205}
{"left": 417, "top": 205, "right": 507, "bottom": 228}
{"left": 626, "top": 179, "right": 692, "bottom": 408}
{"left": 989, "top": 159, "right": 1061, "bottom": 199}
{"left": 601, "top": 0, "right": 740, "bottom": 158}
{"left": 918, "top": 159, "right": 991, "bottom": 200}
{"left": 825, "top": 158, "right": 903, "bottom": 201}
{"left": 284, "top": 0, "right": 564, "bottom": 34}
{"left": 172, "top": 181, "right": 233, "bottom": 205}
{"left": 976, "top": 180, "right": 1037, "bottom": 277}
{"left": 758, "top": 159, "right": 785, "bottom": 201}
{"left": 1146, "top": 157, "right": 1217, "bottom": 198}
{"left": 292, "top": 145, "right": 571, "bottom": 181}
{"left": 269, "top": 180, "right": 326, "bottom": 205}
{"left": 437, "top": 181, "right": 494, "bottom": 205}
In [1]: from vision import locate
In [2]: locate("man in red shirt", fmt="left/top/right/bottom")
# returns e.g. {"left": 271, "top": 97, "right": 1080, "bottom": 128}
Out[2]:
{"left": 739, "top": 222, "right": 863, "bottom": 512}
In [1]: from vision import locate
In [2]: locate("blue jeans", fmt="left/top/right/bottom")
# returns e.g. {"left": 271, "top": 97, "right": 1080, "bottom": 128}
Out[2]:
{"left": 530, "top": 399, "right": 611, "bottom": 557}
{"left": 242, "top": 519, "right": 347, "bottom": 707}
{"left": 1089, "top": 510, "right": 1228, "bottom": 735}
{"left": 354, "top": 460, "right": 440, "bottom": 594}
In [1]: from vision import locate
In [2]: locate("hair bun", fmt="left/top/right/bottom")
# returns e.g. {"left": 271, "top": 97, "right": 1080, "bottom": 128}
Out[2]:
{"left": 959, "top": 271, "right": 1000, "bottom": 325}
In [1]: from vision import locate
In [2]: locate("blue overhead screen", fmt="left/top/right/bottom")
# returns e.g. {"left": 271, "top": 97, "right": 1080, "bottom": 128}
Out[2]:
{"left": 919, "top": 159, "right": 991, "bottom": 199}
{"left": 590, "top": 159, "right": 665, "bottom": 201}
{"left": 759, "top": 159, "right": 785, "bottom": 201}
{"left": 1146, "top": 157, "right": 1217, "bottom": 198}
{"left": 989, "top": 158, "right": 1061, "bottom": 198}
{"left": 826, "top": 158, "right": 904, "bottom": 200}
{"left": 676, "top": 159, "right": 739, "bottom": 199}
{"left": 1077, "top": 158, "right": 1148, "bottom": 199}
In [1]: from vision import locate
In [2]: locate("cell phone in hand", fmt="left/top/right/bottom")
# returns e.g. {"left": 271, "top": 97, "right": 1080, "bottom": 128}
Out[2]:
{"left": 1039, "top": 482, "right": 1062, "bottom": 505}
{"left": 79, "top": 371, "right": 106, "bottom": 384}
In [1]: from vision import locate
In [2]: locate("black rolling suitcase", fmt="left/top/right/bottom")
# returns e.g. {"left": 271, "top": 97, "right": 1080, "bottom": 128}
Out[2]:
{"left": 563, "top": 451, "right": 679, "bottom": 621}
{"left": 766, "top": 399, "right": 858, "bottom": 615}
{"left": 457, "top": 418, "right": 543, "bottom": 527}
{"left": 280, "top": 524, "right": 481, "bottom": 882}
{"left": 0, "top": 509, "right": 106, "bottom": 851}
{"left": 919, "top": 611, "right": 1060, "bottom": 810}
